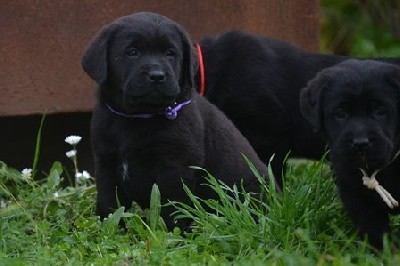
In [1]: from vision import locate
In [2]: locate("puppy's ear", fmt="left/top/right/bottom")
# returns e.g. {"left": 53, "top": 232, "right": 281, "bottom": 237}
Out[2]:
{"left": 176, "top": 24, "right": 198, "bottom": 90}
{"left": 300, "top": 73, "right": 330, "bottom": 132}
{"left": 81, "top": 23, "right": 118, "bottom": 86}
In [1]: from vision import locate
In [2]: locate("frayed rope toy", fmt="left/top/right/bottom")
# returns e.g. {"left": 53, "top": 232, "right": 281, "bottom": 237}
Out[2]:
{"left": 360, "top": 168, "right": 399, "bottom": 209}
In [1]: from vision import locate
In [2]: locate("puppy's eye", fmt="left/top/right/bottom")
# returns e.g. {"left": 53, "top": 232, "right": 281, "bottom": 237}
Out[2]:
{"left": 372, "top": 106, "right": 388, "bottom": 120}
{"left": 165, "top": 48, "right": 176, "bottom": 57}
{"left": 334, "top": 107, "right": 347, "bottom": 120}
{"left": 126, "top": 48, "right": 140, "bottom": 57}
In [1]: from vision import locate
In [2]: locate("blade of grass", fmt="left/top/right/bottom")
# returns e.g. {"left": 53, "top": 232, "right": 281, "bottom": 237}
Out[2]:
{"left": 149, "top": 183, "right": 161, "bottom": 231}
{"left": 32, "top": 114, "right": 46, "bottom": 179}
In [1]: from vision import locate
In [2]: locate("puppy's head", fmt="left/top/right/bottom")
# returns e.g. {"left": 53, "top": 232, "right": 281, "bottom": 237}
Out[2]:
{"left": 81, "top": 12, "right": 197, "bottom": 113}
{"left": 300, "top": 59, "right": 400, "bottom": 170}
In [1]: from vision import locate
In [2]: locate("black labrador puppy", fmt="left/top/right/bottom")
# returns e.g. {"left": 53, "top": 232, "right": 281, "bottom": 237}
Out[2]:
{"left": 81, "top": 12, "right": 274, "bottom": 230}
{"left": 196, "top": 31, "right": 400, "bottom": 187}
{"left": 300, "top": 59, "right": 400, "bottom": 249}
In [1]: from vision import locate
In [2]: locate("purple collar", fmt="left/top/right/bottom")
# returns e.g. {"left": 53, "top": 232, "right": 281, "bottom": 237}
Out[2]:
{"left": 104, "top": 99, "right": 192, "bottom": 120}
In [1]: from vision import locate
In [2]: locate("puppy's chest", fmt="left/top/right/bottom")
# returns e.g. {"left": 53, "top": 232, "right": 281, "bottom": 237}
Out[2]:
{"left": 109, "top": 115, "right": 204, "bottom": 183}
{"left": 117, "top": 144, "right": 157, "bottom": 183}
{"left": 115, "top": 135, "right": 182, "bottom": 184}
{"left": 117, "top": 158, "right": 154, "bottom": 184}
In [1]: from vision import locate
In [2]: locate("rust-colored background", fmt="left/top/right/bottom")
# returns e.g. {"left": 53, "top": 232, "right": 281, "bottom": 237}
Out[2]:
{"left": 0, "top": 0, "right": 319, "bottom": 116}
{"left": 0, "top": 0, "right": 319, "bottom": 173}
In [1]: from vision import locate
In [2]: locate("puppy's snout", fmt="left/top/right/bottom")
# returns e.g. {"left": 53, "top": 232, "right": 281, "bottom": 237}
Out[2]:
{"left": 148, "top": 70, "right": 166, "bottom": 83}
{"left": 352, "top": 137, "right": 370, "bottom": 150}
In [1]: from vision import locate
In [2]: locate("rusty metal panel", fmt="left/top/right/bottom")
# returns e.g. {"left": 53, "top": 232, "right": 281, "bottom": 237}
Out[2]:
{"left": 0, "top": 0, "right": 319, "bottom": 116}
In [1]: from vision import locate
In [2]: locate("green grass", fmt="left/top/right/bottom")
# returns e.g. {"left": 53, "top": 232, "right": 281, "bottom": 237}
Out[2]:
{"left": 1, "top": 154, "right": 400, "bottom": 265}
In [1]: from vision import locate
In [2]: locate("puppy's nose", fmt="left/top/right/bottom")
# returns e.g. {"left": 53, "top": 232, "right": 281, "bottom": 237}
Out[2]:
{"left": 352, "top": 137, "right": 370, "bottom": 150}
{"left": 148, "top": 70, "right": 166, "bottom": 83}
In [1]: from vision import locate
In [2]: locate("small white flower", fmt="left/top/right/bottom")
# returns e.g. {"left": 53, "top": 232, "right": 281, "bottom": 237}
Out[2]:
{"left": 66, "top": 149, "right": 77, "bottom": 158}
{"left": 0, "top": 200, "right": 6, "bottom": 209}
{"left": 75, "top": 170, "right": 91, "bottom": 183}
{"left": 81, "top": 170, "right": 91, "bottom": 179}
{"left": 21, "top": 168, "right": 33, "bottom": 180}
{"left": 53, "top": 192, "right": 59, "bottom": 198}
{"left": 65, "top": 135, "right": 82, "bottom": 145}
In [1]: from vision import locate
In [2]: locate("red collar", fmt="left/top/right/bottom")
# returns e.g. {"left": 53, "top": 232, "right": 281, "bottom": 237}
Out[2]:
{"left": 196, "top": 43, "right": 206, "bottom": 96}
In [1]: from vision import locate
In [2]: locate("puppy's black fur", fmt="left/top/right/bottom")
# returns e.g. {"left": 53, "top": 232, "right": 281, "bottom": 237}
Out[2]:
{"left": 300, "top": 59, "right": 400, "bottom": 249}
{"left": 197, "top": 31, "right": 400, "bottom": 187}
{"left": 81, "top": 12, "right": 273, "bottom": 230}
